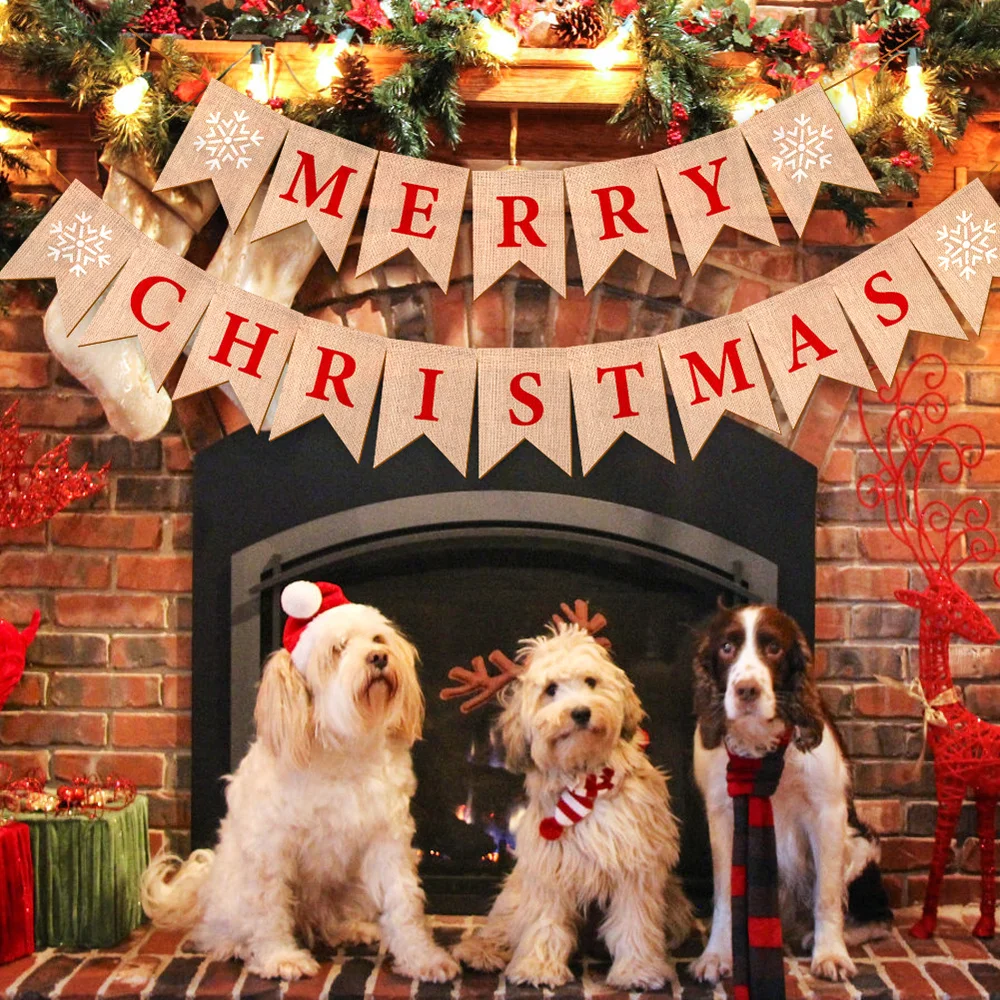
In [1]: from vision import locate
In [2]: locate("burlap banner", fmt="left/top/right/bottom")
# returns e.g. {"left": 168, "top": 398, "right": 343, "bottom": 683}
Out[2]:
{"left": 252, "top": 122, "right": 377, "bottom": 271}
{"left": 828, "top": 234, "right": 966, "bottom": 382}
{"left": 569, "top": 338, "right": 674, "bottom": 473}
{"left": 658, "top": 315, "right": 779, "bottom": 459}
{"left": 373, "top": 339, "right": 477, "bottom": 474}
{"left": 477, "top": 348, "right": 573, "bottom": 476}
{"left": 356, "top": 152, "right": 469, "bottom": 293}
{"left": 0, "top": 180, "right": 141, "bottom": 335}
{"left": 906, "top": 179, "right": 1000, "bottom": 330}
{"left": 740, "top": 87, "right": 879, "bottom": 237}
{"left": 473, "top": 170, "right": 566, "bottom": 299}
{"left": 745, "top": 277, "right": 874, "bottom": 426}
{"left": 269, "top": 317, "right": 385, "bottom": 456}
{"left": 655, "top": 130, "right": 777, "bottom": 274}
{"left": 172, "top": 283, "right": 299, "bottom": 431}
{"left": 153, "top": 79, "right": 288, "bottom": 231}
{"left": 564, "top": 156, "right": 675, "bottom": 295}
{"left": 78, "top": 240, "right": 218, "bottom": 389}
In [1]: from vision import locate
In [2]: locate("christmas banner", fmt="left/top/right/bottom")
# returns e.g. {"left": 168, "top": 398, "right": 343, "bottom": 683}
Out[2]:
{"left": 906, "top": 179, "right": 1000, "bottom": 330}
{"left": 740, "top": 86, "right": 880, "bottom": 237}
{"left": 658, "top": 315, "right": 779, "bottom": 459}
{"left": 744, "top": 277, "right": 875, "bottom": 426}
{"left": 473, "top": 170, "right": 567, "bottom": 299}
{"left": 171, "top": 283, "right": 299, "bottom": 431}
{"left": 356, "top": 152, "right": 469, "bottom": 293}
{"left": 828, "top": 234, "right": 967, "bottom": 382}
{"left": 477, "top": 348, "right": 573, "bottom": 476}
{"left": 153, "top": 79, "right": 288, "bottom": 231}
{"left": 655, "top": 130, "right": 778, "bottom": 274}
{"left": 79, "top": 239, "right": 218, "bottom": 389}
{"left": 0, "top": 180, "right": 141, "bottom": 335}
{"left": 569, "top": 338, "right": 674, "bottom": 474}
{"left": 252, "top": 122, "right": 378, "bottom": 271}
{"left": 373, "top": 339, "right": 478, "bottom": 474}
{"left": 269, "top": 317, "right": 386, "bottom": 456}
{"left": 564, "top": 156, "right": 675, "bottom": 295}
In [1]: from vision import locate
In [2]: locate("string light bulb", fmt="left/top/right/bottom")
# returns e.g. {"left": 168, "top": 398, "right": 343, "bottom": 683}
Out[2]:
{"left": 246, "top": 44, "right": 270, "bottom": 103}
{"left": 111, "top": 73, "right": 152, "bottom": 117}
{"left": 826, "top": 78, "right": 860, "bottom": 129}
{"left": 471, "top": 10, "right": 518, "bottom": 60}
{"left": 732, "top": 94, "right": 775, "bottom": 124}
{"left": 902, "top": 47, "right": 929, "bottom": 120}
{"left": 589, "top": 13, "right": 634, "bottom": 73}
{"left": 314, "top": 27, "right": 356, "bottom": 90}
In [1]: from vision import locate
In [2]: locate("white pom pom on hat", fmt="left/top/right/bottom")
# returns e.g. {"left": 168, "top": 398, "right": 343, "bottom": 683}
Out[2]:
{"left": 280, "top": 581, "right": 352, "bottom": 671}
{"left": 281, "top": 580, "right": 324, "bottom": 620}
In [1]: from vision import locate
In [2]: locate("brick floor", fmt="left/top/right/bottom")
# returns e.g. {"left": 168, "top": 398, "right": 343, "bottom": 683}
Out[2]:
{"left": 5, "top": 910, "right": 1000, "bottom": 1000}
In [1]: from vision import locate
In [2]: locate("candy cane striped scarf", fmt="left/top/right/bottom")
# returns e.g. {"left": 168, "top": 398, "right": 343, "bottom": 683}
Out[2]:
{"left": 726, "top": 731, "right": 791, "bottom": 1000}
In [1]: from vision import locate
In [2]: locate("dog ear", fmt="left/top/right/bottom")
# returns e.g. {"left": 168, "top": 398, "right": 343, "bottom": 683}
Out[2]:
{"left": 783, "top": 623, "right": 825, "bottom": 753}
{"left": 495, "top": 681, "right": 532, "bottom": 773}
{"left": 692, "top": 630, "right": 727, "bottom": 750}
{"left": 619, "top": 673, "right": 646, "bottom": 743}
{"left": 255, "top": 649, "right": 313, "bottom": 768}
{"left": 387, "top": 629, "right": 425, "bottom": 747}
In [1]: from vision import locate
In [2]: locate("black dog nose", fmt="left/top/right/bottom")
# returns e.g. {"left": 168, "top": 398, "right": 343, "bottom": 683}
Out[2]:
{"left": 571, "top": 707, "right": 591, "bottom": 726}
{"left": 736, "top": 682, "right": 760, "bottom": 702}
{"left": 367, "top": 650, "right": 388, "bottom": 671}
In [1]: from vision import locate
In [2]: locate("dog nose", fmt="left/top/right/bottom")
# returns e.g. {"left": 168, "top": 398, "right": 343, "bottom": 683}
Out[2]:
{"left": 367, "top": 650, "right": 388, "bottom": 671}
{"left": 571, "top": 707, "right": 591, "bottom": 726}
{"left": 735, "top": 681, "right": 760, "bottom": 703}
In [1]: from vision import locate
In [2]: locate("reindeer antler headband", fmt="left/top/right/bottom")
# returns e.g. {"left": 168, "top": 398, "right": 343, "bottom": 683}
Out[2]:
{"left": 439, "top": 600, "right": 611, "bottom": 713}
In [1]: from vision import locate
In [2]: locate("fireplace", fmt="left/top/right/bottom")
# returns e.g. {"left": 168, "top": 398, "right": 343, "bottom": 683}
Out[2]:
{"left": 192, "top": 401, "right": 817, "bottom": 911}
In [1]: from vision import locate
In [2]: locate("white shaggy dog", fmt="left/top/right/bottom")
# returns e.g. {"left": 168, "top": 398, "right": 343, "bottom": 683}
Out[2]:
{"left": 453, "top": 624, "right": 689, "bottom": 990}
{"left": 141, "top": 581, "right": 459, "bottom": 983}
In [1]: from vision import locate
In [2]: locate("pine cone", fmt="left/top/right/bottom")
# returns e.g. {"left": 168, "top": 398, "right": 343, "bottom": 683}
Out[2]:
{"left": 331, "top": 51, "right": 375, "bottom": 113}
{"left": 879, "top": 20, "right": 921, "bottom": 70}
{"left": 553, "top": 5, "right": 606, "bottom": 48}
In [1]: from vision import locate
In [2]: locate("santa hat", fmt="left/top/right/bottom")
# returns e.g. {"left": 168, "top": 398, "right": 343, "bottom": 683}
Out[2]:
{"left": 281, "top": 580, "right": 351, "bottom": 671}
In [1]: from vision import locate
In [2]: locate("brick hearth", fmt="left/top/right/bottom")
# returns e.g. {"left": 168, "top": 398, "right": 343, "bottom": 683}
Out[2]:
{"left": 3, "top": 911, "right": 1000, "bottom": 1000}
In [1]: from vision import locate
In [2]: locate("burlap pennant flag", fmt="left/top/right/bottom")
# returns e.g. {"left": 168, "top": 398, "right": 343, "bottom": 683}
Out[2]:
{"left": 172, "top": 284, "right": 299, "bottom": 431}
{"left": 153, "top": 79, "right": 288, "bottom": 231}
{"left": 564, "top": 156, "right": 674, "bottom": 295}
{"left": 745, "top": 277, "right": 874, "bottom": 426}
{"left": 655, "top": 129, "right": 778, "bottom": 274}
{"left": 373, "top": 339, "right": 477, "bottom": 474}
{"left": 829, "top": 234, "right": 966, "bottom": 382}
{"left": 906, "top": 180, "right": 1000, "bottom": 330}
{"left": 473, "top": 171, "right": 566, "bottom": 299}
{"left": 269, "top": 317, "right": 385, "bottom": 455}
{"left": 478, "top": 348, "right": 572, "bottom": 476}
{"left": 252, "top": 122, "right": 377, "bottom": 270}
{"left": 78, "top": 241, "right": 218, "bottom": 389}
{"left": 569, "top": 338, "right": 674, "bottom": 474}
{"left": 356, "top": 153, "right": 469, "bottom": 293}
{"left": 0, "top": 180, "right": 140, "bottom": 334}
{"left": 740, "top": 87, "right": 879, "bottom": 236}
{"left": 659, "top": 315, "right": 779, "bottom": 459}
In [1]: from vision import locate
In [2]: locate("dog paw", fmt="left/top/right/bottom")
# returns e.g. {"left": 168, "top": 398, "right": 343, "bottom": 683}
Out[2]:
{"left": 810, "top": 948, "right": 856, "bottom": 983}
{"left": 505, "top": 957, "right": 573, "bottom": 988}
{"left": 607, "top": 958, "right": 674, "bottom": 991}
{"left": 250, "top": 948, "right": 320, "bottom": 981}
{"left": 323, "top": 920, "right": 380, "bottom": 948}
{"left": 690, "top": 950, "right": 731, "bottom": 984}
{"left": 393, "top": 947, "right": 459, "bottom": 983}
{"left": 453, "top": 935, "right": 510, "bottom": 972}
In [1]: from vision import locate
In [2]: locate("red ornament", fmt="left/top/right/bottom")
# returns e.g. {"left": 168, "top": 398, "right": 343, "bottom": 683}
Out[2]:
{"left": 414, "top": 7, "right": 428, "bottom": 21}
{"left": 857, "top": 353, "right": 1000, "bottom": 940}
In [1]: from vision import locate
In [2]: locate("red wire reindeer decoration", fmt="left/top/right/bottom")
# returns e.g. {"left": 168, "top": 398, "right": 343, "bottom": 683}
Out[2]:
{"left": 857, "top": 353, "right": 1000, "bottom": 940}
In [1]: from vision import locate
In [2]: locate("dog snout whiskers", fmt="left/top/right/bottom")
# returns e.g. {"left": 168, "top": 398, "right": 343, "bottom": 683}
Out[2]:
{"left": 367, "top": 650, "right": 389, "bottom": 671}
{"left": 571, "top": 706, "right": 592, "bottom": 726}
{"left": 735, "top": 681, "right": 761, "bottom": 703}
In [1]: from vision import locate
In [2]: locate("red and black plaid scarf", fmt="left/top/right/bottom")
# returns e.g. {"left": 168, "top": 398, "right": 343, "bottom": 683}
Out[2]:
{"left": 726, "top": 730, "right": 791, "bottom": 1000}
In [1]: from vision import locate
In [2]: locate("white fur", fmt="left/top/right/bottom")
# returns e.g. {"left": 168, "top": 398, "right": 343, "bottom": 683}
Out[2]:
{"left": 453, "top": 625, "right": 690, "bottom": 991}
{"left": 141, "top": 603, "right": 458, "bottom": 984}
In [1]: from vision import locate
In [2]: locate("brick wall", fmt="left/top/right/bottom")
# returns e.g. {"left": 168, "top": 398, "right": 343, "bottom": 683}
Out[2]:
{"left": 1, "top": 213, "right": 998, "bottom": 904}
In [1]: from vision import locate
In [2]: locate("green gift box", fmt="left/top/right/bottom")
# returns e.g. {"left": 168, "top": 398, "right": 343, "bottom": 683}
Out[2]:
{"left": 19, "top": 796, "right": 150, "bottom": 949}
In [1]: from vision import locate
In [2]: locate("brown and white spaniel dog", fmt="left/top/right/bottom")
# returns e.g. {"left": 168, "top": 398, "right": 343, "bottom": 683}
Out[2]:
{"left": 691, "top": 604, "right": 892, "bottom": 985}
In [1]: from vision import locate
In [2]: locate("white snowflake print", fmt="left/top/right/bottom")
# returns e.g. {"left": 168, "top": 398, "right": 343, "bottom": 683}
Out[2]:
{"left": 46, "top": 212, "right": 113, "bottom": 277}
{"left": 936, "top": 210, "right": 998, "bottom": 281}
{"left": 193, "top": 109, "right": 264, "bottom": 172}
{"left": 770, "top": 113, "right": 834, "bottom": 183}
